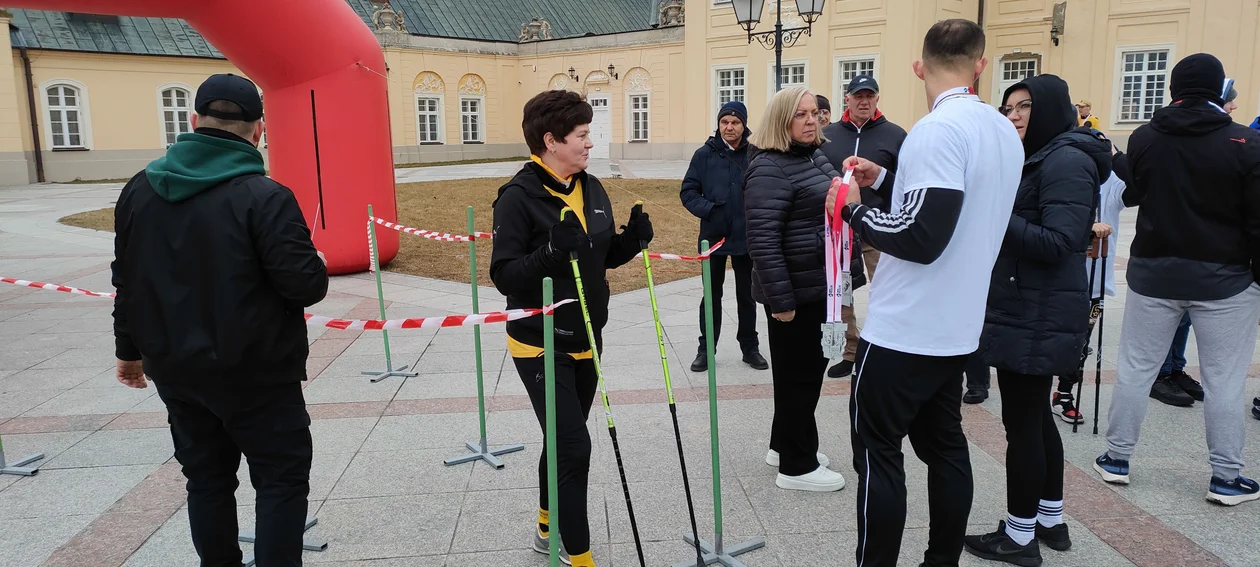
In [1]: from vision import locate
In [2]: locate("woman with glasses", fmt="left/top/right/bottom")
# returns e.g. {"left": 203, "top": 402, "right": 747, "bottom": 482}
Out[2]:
{"left": 963, "top": 74, "right": 1111, "bottom": 565}
{"left": 744, "top": 86, "right": 849, "bottom": 492}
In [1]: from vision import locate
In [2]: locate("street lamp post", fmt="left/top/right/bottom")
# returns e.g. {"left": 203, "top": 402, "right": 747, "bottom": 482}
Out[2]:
{"left": 731, "top": 0, "right": 826, "bottom": 92}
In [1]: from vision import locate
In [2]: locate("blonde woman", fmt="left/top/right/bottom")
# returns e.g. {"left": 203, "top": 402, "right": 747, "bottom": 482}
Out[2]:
{"left": 745, "top": 86, "right": 846, "bottom": 492}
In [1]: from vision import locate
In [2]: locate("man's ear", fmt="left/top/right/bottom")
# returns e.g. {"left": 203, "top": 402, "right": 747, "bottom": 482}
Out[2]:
{"left": 912, "top": 60, "right": 925, "bottom": 81}
{"left": 975, "top": 57, "right": 989, "bottom": 80}
{"left": 190, "top": 114, "right": 200, "bottom": 129}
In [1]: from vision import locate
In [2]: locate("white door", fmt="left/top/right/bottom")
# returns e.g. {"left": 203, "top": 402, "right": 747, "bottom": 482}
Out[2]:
{"left": 588, "top": 96, "right": 611, "bottom": 159}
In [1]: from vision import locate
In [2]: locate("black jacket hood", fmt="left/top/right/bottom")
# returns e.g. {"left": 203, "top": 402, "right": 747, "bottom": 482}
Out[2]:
{"left": 1148, "top": 98, "right": 1235, "bottom": 137}
{"left": 1027, "top": 128, "right": 1113, "bottom": 182}
{"left": 1005, "top": 74, "right": 1078, "bottom": 158}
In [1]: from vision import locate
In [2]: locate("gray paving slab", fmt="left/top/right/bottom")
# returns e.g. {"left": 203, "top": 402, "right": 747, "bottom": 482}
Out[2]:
{"left": 0, "top": 514, "right": 97, "bottom": 567}
{"left": 308, "top": 493, "right": 463, "bottom": 561}
{"left": 331, "top": 449, "right": 473, "bottom": 499}
{"left": 22, "top": 385, "right": 154, "bottom": 417}
{"left": 0, "top": 464, "right": 156, "bottom": 519}
{"left": 42, "top": 428, "right": 174, "bottom": 469}
{"left": 0, "top": 388, "right": 64, "bottom": 419}
{"left": 0, "top": 366, "right": 104, "bottom": 391}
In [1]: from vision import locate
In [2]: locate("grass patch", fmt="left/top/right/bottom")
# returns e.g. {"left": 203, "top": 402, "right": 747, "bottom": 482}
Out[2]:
{"left": 395, "top": 156, "right": 527, "bottom": 169}
{"left": 52, "top": 177, "right": 702, "bottom": 295}
{"left": 59, "top": 208, "right": 115, "bottom": 232}
{"left": 392, "top": 177, "right": 699, "bottom": 294}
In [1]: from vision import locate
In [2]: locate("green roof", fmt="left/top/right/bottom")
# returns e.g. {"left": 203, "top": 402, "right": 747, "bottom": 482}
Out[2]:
{"left": 8, "top": 1, "right": 657, "bottom": 57}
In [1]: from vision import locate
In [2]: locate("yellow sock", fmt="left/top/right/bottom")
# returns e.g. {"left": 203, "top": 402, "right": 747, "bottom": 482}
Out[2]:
{"left": 569, "top": 551, "right": 596, "bottom": 567}
{"left": 537, "top": 507, "right": 549, "bottom": 537}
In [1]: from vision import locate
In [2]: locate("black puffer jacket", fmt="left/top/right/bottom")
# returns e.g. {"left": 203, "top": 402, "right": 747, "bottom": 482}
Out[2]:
{"left": 979, "top": 75, "right": 1111, "bottom": 376}
{"left": 745, "top": 142, "right": 864, "bottom": 312}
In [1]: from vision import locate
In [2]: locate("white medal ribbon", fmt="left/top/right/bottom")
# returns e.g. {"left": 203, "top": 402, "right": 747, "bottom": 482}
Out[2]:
{"left": 822, "top": 169, "right": 855, "bottom": 360}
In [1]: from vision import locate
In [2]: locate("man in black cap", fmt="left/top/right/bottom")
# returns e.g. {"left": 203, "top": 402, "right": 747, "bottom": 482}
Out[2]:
{"left": 820, "top": 74, "right": 907, "bottom": 378}
{"left": 1097, "top": 54, "right": 1260, "bottom": 506}
{"left": 681, "top": 100, "right": 768, "bottom": 371}
{"left": 112, "top": 73, "right": 328, "bottom": 565}
{"left": 816, "top": 94, "right": 832, "bottom": 127}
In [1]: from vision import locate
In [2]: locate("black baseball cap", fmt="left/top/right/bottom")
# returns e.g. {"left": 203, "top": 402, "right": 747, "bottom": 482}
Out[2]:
{"left": 195, "top": 74, "right": 263, "bottom": 121}
{"left": 847, "top": 75, "right": 879, "bottom": 95}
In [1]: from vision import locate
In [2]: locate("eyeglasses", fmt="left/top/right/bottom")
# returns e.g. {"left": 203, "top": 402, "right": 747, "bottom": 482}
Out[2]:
{"left": 998, "top": 100, "right": 1033, "bottom": 117}
{"left": 793, "top": 110, "right": 820, "bottom": 121}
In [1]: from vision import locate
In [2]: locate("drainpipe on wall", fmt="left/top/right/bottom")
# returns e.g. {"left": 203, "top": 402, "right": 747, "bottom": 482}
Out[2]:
{"left": 974, "top": 0, "right": 985, "bottom": 96}
{"left": 15, "top": 29, "right": 45, "bottom": 183}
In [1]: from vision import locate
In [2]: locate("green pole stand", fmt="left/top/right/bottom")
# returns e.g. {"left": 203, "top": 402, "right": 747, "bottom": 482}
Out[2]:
{"left": 361, "top": 204, "right": 418, "bottom": 383}
{"left": 543, "top": 278, "right": 561, "bottom": 567}
{"left": 675, "top": 239, "right": 765, "bottom": 567}
{"left": 0, "top": 434, "right": 43, "bottom": 476}
{"left": 445, "top": 206, "right": 524, "bottom": 468}
{"left": 240, "top": 516, "right": 327, "bottom": 566}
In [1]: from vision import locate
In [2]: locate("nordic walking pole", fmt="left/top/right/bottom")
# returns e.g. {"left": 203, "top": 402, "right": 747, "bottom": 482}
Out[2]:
{"left": 445, "top": 206, "right": 525, "bottom": 467}
{"left": 1075, "top": 246, "right": 1099, "bottom": 434}
{"left": 676, "top": 239, "right": 765, "bottom": 567}
{"left": 544, "top": 277, "right": 561, "bottom": 567}
{"left": 634, "top": 201, "right": 703, "bottom": 567}
{"left": 362, "top": 205, "right": 418, "bottom": 383}
{"left": 1093, "top": 237, "right": 1109, "bottom": 435}
{"left": 560, "top": 207, "right": 646, "bottom": 567}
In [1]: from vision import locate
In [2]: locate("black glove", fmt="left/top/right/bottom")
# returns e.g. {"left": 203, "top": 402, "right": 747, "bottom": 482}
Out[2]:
{"left": 549, "top": 210, "right": 589, "bottom": 254}
{"left": 622, "top": 203, "right": 653, "bottom": 244}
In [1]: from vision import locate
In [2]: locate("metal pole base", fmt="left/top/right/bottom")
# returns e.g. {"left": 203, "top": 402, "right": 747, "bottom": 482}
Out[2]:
{"left": 0, "top": 453, "right": 45, "bottom": 476}
{"left": 240, "top": 516, "right": 327, "bottom": 566}
{"left": 444, "top": 439, "right": 526, "bottom": 469}
{"left": 673, "top": 534, "right": 766, "bottom": 567}
{"left": 360, "top": 365, "right": 418, "bottom": 383}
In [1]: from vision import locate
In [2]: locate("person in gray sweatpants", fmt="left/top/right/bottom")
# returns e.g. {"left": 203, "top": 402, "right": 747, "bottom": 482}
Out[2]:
{"left": 1094, "top": 54, "right": 1260, "bottom": 506}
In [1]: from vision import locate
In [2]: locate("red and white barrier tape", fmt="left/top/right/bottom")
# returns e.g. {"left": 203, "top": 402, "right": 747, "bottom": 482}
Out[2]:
{"left": 369, "top": 217, "right": 491, "bottom": 242}
{"left": 638, "top": 238, "right": 725, "bottom": 261}
{"left": 1, "top": 276, "right": 573, "bottom": 330}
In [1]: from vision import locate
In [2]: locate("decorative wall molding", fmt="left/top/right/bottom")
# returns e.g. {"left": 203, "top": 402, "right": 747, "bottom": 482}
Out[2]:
{"left": 625, "top": 67, "right": 652, "bottom": 92}
{"left": 413, "top": 71, "right": 445, "bottom": 93}
{"left": 458, "top": 74, "right": 487, "bottom": 95}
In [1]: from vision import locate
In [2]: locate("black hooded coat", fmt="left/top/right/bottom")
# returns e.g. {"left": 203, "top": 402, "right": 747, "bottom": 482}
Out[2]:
{"left": 978, "top": 75, "right": 1111, "bottom": 376}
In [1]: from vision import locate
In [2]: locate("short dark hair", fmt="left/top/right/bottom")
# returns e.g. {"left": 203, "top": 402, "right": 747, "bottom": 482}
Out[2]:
{"left": 522, "top": 90, "right": 593, "bottom": 156}
{"left": 922, "top": 18, "right": 986, "bottom": 70}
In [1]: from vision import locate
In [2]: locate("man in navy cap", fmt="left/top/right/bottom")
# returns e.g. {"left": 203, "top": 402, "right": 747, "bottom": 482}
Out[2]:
{"left": 111, "top": 73, "right": 328, "bottom": 565}
{"left": 681, "top": 100, "right": 768, "bottom": 371}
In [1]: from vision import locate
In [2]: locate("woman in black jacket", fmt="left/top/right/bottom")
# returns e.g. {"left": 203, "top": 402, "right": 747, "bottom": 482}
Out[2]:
{"left": 964, "top": 74, "right": 1110, "bottom": 565}
{"left": 745, "top": 86, "right": 847, "bottom": 493}
{"left": 489, "top": 90, "right": 652, "bottom": 567}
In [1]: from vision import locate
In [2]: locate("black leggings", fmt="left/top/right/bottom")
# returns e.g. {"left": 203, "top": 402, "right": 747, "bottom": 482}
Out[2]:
{"left": 515, "top": 354, "right": 598, "bottom": 555}
{"left": 997, "top": 371, "right": 1064, "bottom": 518}
{"left": 764, "top": 300, "right": 828, "bottom": 476}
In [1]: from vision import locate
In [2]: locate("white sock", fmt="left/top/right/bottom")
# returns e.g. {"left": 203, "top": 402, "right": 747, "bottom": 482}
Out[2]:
{"left": 1005, "top": 515, "right": 1036, "bottom": 546}
{"left": 1037, "top": 499, "right": 1064, "bottom": 528}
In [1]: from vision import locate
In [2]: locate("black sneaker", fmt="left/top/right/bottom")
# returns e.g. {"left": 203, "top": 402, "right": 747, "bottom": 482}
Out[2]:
{"left": 1253, "top": 405, "right": 1260, "bottom": 421}
{"left": 1150, "top": 375, "right": 1195, "bottom": 407}
{"left": 742, "top": 351, "right": 769, "bottom": 370}
{"left": 1035, "top": 522, "right": 1071, "bottom": 551}
{"left": 963, "top": 389, "right": 988, "bottom": 404}
{"left": 1051, "top": 392, "right": 1085, "bottom": 425}
{"left": 963, "top": 521, "right": 1043, "bottom": 567}
{"left": 1169, "top": 370, "right": 1204, "bottom": 401}
{"left": 827, "top": 360, "right": 854, "bottom": 378}
{"left": 690, "top": 352, "right": 707, "bottom": 372}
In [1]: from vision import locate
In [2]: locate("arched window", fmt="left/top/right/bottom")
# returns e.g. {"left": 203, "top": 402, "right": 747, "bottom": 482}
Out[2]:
{"left": 158, "top": 84, "right": 194, "bottom": 147}
{"left": 625, "top": 68, "right": 652, "bottom": 142}
{"left": 43, "top": 81, "right": 90, "bottom": 149}
{"left": 413, "top": 71, "right": 446, "bottom": 144}
{"left": 457, "top": 74, "right": 486, "bottom": 144}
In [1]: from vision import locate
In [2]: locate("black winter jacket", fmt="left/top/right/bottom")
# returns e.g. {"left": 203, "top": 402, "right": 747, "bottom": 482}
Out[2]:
{"left": 745, "top": 142, "right": 864, "bottom": 312}
{"left": 1125, "top": 99, "right": 1260, "bottom": 300}
{"left": 820, "top": 112, "right": 907, "bottom": 212}
{"left": 979, "top": 129, "right": 1111, "bottom": 376}
{"left": 112, "top": 142, "right": 328, "bottom": 383}
{"left": 680, "top": 134, "right": 751, "bottom": 255}
{"left": 490, "top": 162, "right": 641, "bottom": 353}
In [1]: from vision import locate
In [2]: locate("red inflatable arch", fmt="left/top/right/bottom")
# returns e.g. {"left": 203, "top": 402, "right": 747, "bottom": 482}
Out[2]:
{"left": 10, "top": 0, "right": 399, "bottom": 274}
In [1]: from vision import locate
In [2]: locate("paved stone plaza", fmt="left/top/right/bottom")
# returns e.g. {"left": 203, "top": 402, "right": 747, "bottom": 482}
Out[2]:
{"left": 2, "top": 161, "right": 1260, "bottom": 566}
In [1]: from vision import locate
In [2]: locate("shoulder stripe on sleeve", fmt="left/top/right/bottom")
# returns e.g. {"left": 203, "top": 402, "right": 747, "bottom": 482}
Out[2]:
{"left": 861, "top": 188, "right": 927, "bottom": 234}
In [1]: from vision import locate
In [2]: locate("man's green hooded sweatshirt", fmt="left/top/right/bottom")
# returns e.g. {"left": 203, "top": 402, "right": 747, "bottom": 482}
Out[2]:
{"left": 144, "top": 130, "right": 267, "bottom": 202}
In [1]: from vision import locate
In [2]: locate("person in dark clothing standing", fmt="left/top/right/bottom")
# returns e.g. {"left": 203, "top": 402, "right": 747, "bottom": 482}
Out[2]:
{"left": 745, "top": 86, "right": 848, "bottom": 492}
{"left": 816, "top": 94, "right": 832, "bottom": 126}
{"left": 112, "top": 74, "right": 329, "bottom": 567}
{"left": 680, "top": 101, "right": 768, "bottom": 372}
{"left": 820, "top": 74, "right": 907, "bottom": 378}
{"left": 963, "top": 74, "right": 1109, "bottom": 565}
{"left": 1097, "top": 54, "right": 1260, "bottom": 507}
{"left": 490, "top": 90, "right": 652, "bottom": 567}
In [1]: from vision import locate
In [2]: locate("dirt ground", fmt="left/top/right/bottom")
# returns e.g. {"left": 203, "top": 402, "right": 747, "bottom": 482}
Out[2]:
{"left": 57, "top": 177, "right": 705, "bottom": 294}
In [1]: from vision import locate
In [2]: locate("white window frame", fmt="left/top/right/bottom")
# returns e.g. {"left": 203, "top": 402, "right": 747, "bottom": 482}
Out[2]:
{"left": 1114, "top": 43, "right": 1175, "bottom": 126}
{"left": 626, "top": 92, "right": 651, "bottom": 142}
{"left": 414, "top": 93, "right": 445, "bottom": 145}
{"left": 766, "top": 59, "right": 809, "bottom": 98}
{"left": 459, "top": 95, "right": 486, "bottom": 144}
{"left": 833, "top": 55, "right": 880, "bottom": 111}
{"left": 712, "top": 64, "right": 748, "bottom": 120}
{"left": 994, "top": 57, "right": 1039, "bottom": 105}
{"left": 156, "top": 82, "right": 194, "bottom": 148}
{"left": 40, "top": 79, "right": 92, "bottom": 150}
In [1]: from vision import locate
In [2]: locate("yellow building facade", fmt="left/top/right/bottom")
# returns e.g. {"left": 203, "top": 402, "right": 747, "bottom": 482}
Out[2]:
{"left": 3, "top": 1, "right": 1258, "bottom": 184}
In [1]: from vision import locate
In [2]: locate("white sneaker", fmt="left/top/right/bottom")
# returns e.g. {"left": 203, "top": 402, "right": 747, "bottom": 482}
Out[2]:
{"left": 776, "top": 465, "right": 846, "bottom": 492}
{"left": 765, "top": 449, "right": 830, "bottom": 468}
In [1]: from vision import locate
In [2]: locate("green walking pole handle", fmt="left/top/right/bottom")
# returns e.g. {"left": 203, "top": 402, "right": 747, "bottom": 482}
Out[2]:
{"left": 560, "top": 206, "right": 614, "bottom": 429}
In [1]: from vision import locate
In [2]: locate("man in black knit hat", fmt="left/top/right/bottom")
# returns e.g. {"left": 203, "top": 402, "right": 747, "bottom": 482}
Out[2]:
{"left": 1096, "top": 54, "right": 1260, "bottom": 507}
